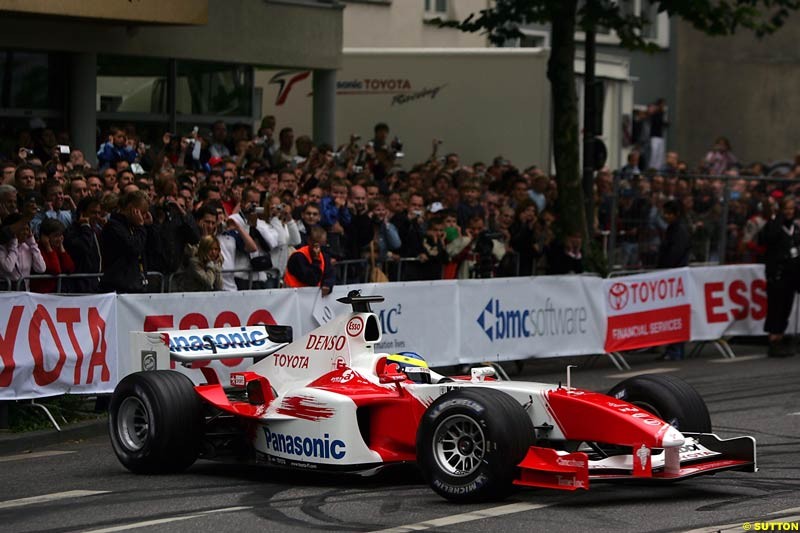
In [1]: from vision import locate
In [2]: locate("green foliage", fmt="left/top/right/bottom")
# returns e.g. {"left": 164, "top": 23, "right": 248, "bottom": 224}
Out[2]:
{"left": 6, "top": 395, "right": 103, "bottom": 433}
{"left": 439, "top": 0, "right": 800, "bottom": 47}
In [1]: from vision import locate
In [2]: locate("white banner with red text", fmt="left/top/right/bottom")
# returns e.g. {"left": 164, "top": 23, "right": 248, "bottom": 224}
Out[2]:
{"left": 0, "top": 293, "right": 117, "bottom": 400}
{"left": 0, "top": 264, "right": 781, "bottom": 399}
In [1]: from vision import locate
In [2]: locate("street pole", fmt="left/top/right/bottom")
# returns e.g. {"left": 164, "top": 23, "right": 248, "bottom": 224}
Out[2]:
{"left": 583, "top": 24, "right": 597, "bottom": 243}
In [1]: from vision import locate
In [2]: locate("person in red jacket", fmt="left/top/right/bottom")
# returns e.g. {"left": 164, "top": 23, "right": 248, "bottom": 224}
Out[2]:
{"left": 284, "top": 226, "right": 335, "bottom": 295}
{"left": 33, "top": 218, "right": 75, "bottom": 293}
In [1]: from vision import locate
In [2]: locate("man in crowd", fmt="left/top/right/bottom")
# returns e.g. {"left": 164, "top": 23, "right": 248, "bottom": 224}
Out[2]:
{"left": 99, "top": 190, "right": 152, "bottom": 293}
{"left": 284, "top": 225, "right": 335, "bottom": 295}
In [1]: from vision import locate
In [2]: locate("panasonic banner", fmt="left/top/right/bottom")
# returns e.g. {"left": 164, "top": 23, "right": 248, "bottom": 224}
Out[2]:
{"left": 458, "top": 276, "right": 606, "bottom": 363}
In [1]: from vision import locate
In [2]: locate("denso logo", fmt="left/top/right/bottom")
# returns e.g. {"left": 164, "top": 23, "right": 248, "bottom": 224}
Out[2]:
{"left": 263, "top": 428, "right": 346, "bottom": 460}
{"left": 305, "top": 334, "right": 346, "bottom": 351}
{"left": 272, "top": 353, "right": 309, "bottom": 369}
{"left": 476, "top": 299, "right": 587, "bottom": 341}
{"left": 607, "top": 277, "right": 685, "bottom": 311}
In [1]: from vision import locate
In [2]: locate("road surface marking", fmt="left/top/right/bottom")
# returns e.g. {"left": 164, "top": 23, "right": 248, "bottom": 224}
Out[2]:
{"left": 0, "top": 490, "right": 109, "bottom": 510}
{"left": 789, "top": 412, "right": 800, "bottom": 416}
{"left": 368, "top": 502, "right": 554, "bottom": 533}
{"left": 770, "top": 507, "right": 800, "bottom": 515}
{"left": 607, "top": 367, "right": 678, "bottom": 379}
{"left": 0, "top": 450, "right": 75, "bottom": 463}
{"left": 709, "top": 355, "right": 766, "bottom": 364}
{"left": 78, "top": 506, "right": 252, "bottom": 533}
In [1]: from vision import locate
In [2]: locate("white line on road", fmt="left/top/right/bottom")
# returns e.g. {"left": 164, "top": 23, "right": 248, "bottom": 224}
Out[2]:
{"left": 708, "top": 355, "right": 766, "bottom": 364}
{"left": 770, "top": 507, "right": 800, "bottom": 516}
{"left": 0, "top": 490, "right": 109, "bottom": 510}
{"left": 788, "top": 412, "right": 800, "bottom": 416}
{"left": 0, "top": 450, "right": 75, "bottom": 463}
{"left": 607, "top": 367, "right": 678, "bottom": 379}
{"left": 368, "top": 502, "right": 554, "bottom": 533}
{"left": 77, "top": 506, "right": 252, "bottom": 533}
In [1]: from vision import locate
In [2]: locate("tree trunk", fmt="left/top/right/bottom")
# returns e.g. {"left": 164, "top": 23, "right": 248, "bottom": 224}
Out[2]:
{"left": 548, "top": 1, "right": 584, "bottom": 238}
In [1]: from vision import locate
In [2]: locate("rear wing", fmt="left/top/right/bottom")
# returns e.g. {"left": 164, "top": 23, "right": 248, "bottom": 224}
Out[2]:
{"left": 130, "top": 325, "right": 293, "bottom": 367}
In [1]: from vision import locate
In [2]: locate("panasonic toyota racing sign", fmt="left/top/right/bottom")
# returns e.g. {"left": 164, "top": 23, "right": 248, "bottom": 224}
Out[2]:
{"left": 603, "top": 268, "right": 691, "bottom": 352}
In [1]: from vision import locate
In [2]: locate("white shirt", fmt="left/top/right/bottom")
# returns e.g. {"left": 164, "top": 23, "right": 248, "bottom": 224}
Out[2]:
{"left": 217, "top": 233, "right": 238, "bottom": 291}
{"left": 268, "top": 217, "right": 301, "bottom": 276}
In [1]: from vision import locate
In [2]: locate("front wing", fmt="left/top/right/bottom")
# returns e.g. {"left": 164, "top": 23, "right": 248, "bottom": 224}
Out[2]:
{"left": 514, "top": 433, "right": 757, "bottom": 491}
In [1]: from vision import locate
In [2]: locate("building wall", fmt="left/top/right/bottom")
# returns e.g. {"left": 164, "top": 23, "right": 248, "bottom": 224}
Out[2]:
{"left": 0, "top": 0, "right": 208, "bottom": 25}
{"left": 342, "top": 0, "right": 489, "bottom": 48}
{"left": 675, "top": 17, "right": 800, "bottom": 168}
{"left": 0, "top": 0, "right": 342, "bottom": 69}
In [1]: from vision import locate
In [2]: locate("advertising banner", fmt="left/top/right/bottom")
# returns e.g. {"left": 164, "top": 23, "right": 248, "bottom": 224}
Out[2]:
{"left": 688, "top": 264, "right": 769, "bottom": 339}
{"left": 295, "top": 281, "right": 461, "bottom": 367}
{"left": 116, "top": 289, "right": 299, "bottom": 382}
{"left": 0, "top": 292, "right": 117, "bottom": 400}
{"left": 458, "top": 276, "right": 606, "bottom": 363}
{"left": 603, "top": 268, "right": 691, "bottom": 352}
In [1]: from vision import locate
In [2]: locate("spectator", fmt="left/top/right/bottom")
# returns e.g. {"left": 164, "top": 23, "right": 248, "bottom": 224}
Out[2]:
{"left": 284, "top": 225, "right": 335, "bottom": 295}
{"left": 272, "top": 127, "right": 295, "bottom": 168}
{"left": 319, "top": 180, "right": 352, "bottom": 259}
{"left": 97, "top": 127, "right": 137, "bottom": 171}
{"left": 266, "top": 194, "right": 301, "bottom": 277}
{"left": 510, "top": 200, "right": 546, "bottom": 276}
{"left": 14, "top": 165, "right": 36, "bottom": 194}
{"left": 0, "top": 212, "right": 45, "bottom": 290}
{"left": 195, "top": 204, "right": 257, "bottom": 291}
{"left": 173, "top": 235, "right": 223, "bottom": 292}
{"left": 209, "top": 121, "right": 231, "bottom": 159}
{"left": 99, "top": 190, "right": 152, "bottom": 293}
{"left": 64, "top": 196, "right": 104, "bottom": 293}
{"left": 0, "top": 184, "right": 18, "bottom": 222}
{"left": 545, "top": 231, "right": 584, "bottom": 275}
{"left": 231, "top": 188, "right": 278, "bottom": 290}
{"left": 32, "top": 218, "right": 74, "bottom": 293}
{"left": 703, "top": 136, "right": 738, "bottom": 176}
{"left": 456, "top": 182, "right": 484, "bottom": 229}
{"left": 648, "top": 98, "right": 668, "bottom": 171}
{"left": 297, "top": 202, "right": 322, "bottom": 246}
{"left": 31, "top": 180, "right": 73, "bottom": 236}
{"left": 419, "top": 215, "right": 448, "bottom": 280}
{"left": 658, "top": 199, "right": 691, "bottom": 268}
{"left": 759, "top": 197, "right": 800, "bottom": 358}
{"left": 151, "top": 176, "right": 200, "bottom": 276}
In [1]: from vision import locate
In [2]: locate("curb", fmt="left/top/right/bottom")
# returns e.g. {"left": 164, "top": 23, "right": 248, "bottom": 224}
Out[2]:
{"left": 0, "top": 418, "right": 108, "bottom": 455}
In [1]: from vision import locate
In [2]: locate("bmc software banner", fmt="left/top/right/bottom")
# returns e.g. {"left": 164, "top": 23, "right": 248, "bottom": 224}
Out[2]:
{"left": 603, "top": 269, "right": 691, "bottom": 352}
{"left": 0, "top": 293, "right": 117, "bottom": 400}
{"left": 458, "top": 276, "right": 606, "bottom": 363}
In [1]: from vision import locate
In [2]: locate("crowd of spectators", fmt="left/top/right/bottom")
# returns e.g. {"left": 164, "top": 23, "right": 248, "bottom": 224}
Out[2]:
{"left": 0, "top": 112, "right": 795, "bottom": 294}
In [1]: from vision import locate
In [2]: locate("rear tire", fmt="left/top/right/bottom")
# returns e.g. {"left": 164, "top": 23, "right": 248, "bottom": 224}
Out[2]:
{"left": 608, "top": 374, "right": 711, "bottom": 433}
{"left": 416, "top": 388, "right": 534, "bottom": 503}
{"left": 109, "top": 371, "right": 203, "bottom": 474}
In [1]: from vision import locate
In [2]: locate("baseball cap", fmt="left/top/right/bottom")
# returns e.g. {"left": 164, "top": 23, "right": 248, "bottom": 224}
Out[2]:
{"left": 428, "top": 201, "right": 444, "bottom": 213}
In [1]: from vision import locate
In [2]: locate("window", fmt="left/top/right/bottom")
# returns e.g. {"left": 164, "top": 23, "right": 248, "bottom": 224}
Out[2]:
{"left": 518, "top": 30, "right": 550, "bottom": 49}
{"left": 176, "top": 61, "right": 252, "bottom": 117}
{"left": 424, "top": 0, "right": 448, "bottom": 19}
{"left": 578, "top": 0, "right": 669, "bottom": 48}
{"left": 0, "top": 51, "right": 65, "bottom": 110}
{"left": 97, "top": 56, "right": 169, "bottom": 114}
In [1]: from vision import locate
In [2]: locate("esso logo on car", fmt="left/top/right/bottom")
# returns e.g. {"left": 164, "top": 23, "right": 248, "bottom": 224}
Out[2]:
{"left": 347, "top": 317, "right": 364, "bottom": 337}
{"left": 704, "top": 279, "right": 766, "bottom": 323}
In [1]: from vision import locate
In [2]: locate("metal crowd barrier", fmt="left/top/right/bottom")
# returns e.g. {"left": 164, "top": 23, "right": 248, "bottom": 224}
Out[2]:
{"left": 603, "top": 171, "right": 796, "bottom": 272}
{"left": 15, "top": 272, "right": 165, "bottom": 293}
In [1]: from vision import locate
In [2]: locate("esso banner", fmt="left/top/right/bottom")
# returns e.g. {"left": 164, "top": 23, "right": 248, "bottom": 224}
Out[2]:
{"left": 0, "top": 293, "right": 117, "bottom": 400}
{"left": 458, "top": 276, "right": 606, "bottom": 362}
{"left": 690, "top": 264, "right": 769, "bottom": 339}
{"left": 296, "top": 281, "right": 460, "bottom": 366}
{"left": 604, "top": 268, "right": 691, "bottom": 352}
{"left": 116, "top": 290, "right": 299, "bottom": 383}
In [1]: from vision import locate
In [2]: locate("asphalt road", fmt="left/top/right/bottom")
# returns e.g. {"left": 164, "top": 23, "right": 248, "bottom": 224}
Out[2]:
{"left": 1, "top": 345, "right": 798, "bottom": 533}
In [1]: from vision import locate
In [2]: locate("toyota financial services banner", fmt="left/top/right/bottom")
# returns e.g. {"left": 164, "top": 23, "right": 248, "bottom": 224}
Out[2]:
{"left": 603, "top": 268, "right": 691, "bottom": 352}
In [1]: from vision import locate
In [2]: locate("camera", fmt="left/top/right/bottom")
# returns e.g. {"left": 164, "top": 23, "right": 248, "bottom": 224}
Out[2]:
{"left": 390, "top": 137, "right": 404, "bottom": 159}
{"left": 246, "top": 202, "right": 264, "bottom": 215}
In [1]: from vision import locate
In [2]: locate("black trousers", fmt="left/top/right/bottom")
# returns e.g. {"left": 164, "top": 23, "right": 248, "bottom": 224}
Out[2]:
{"left": 765, "top": 275, "right": 800, "bottom": 334}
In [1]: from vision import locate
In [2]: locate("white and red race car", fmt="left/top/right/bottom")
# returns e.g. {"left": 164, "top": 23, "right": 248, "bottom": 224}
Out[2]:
{"left": 110, "top": 292, "right": 757, "bottom": 502}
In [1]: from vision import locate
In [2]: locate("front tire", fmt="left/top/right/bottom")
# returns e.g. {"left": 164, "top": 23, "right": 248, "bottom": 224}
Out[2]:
{"left": 608, "top": 374, "right": 711, "bottom": 433}
{"left": 416, "top": 388, "right": 535, "bottom": 503}
{"left": 109, "top": 371, "right": 203, "bottom": 474}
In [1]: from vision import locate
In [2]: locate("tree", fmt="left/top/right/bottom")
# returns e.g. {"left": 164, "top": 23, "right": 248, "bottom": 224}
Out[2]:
{"left": 441, "top": 0, "right": 800, "bottom": 242}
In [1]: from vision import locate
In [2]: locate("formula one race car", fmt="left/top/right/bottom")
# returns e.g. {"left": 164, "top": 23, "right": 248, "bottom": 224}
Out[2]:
{"left": 109, "top": 291, "right": 757, "bottom": 502}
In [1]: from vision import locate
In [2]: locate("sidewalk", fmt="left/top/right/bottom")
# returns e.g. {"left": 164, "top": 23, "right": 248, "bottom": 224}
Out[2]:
{"left": 0, "top": 417, "right": 107, "bottom": 455}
